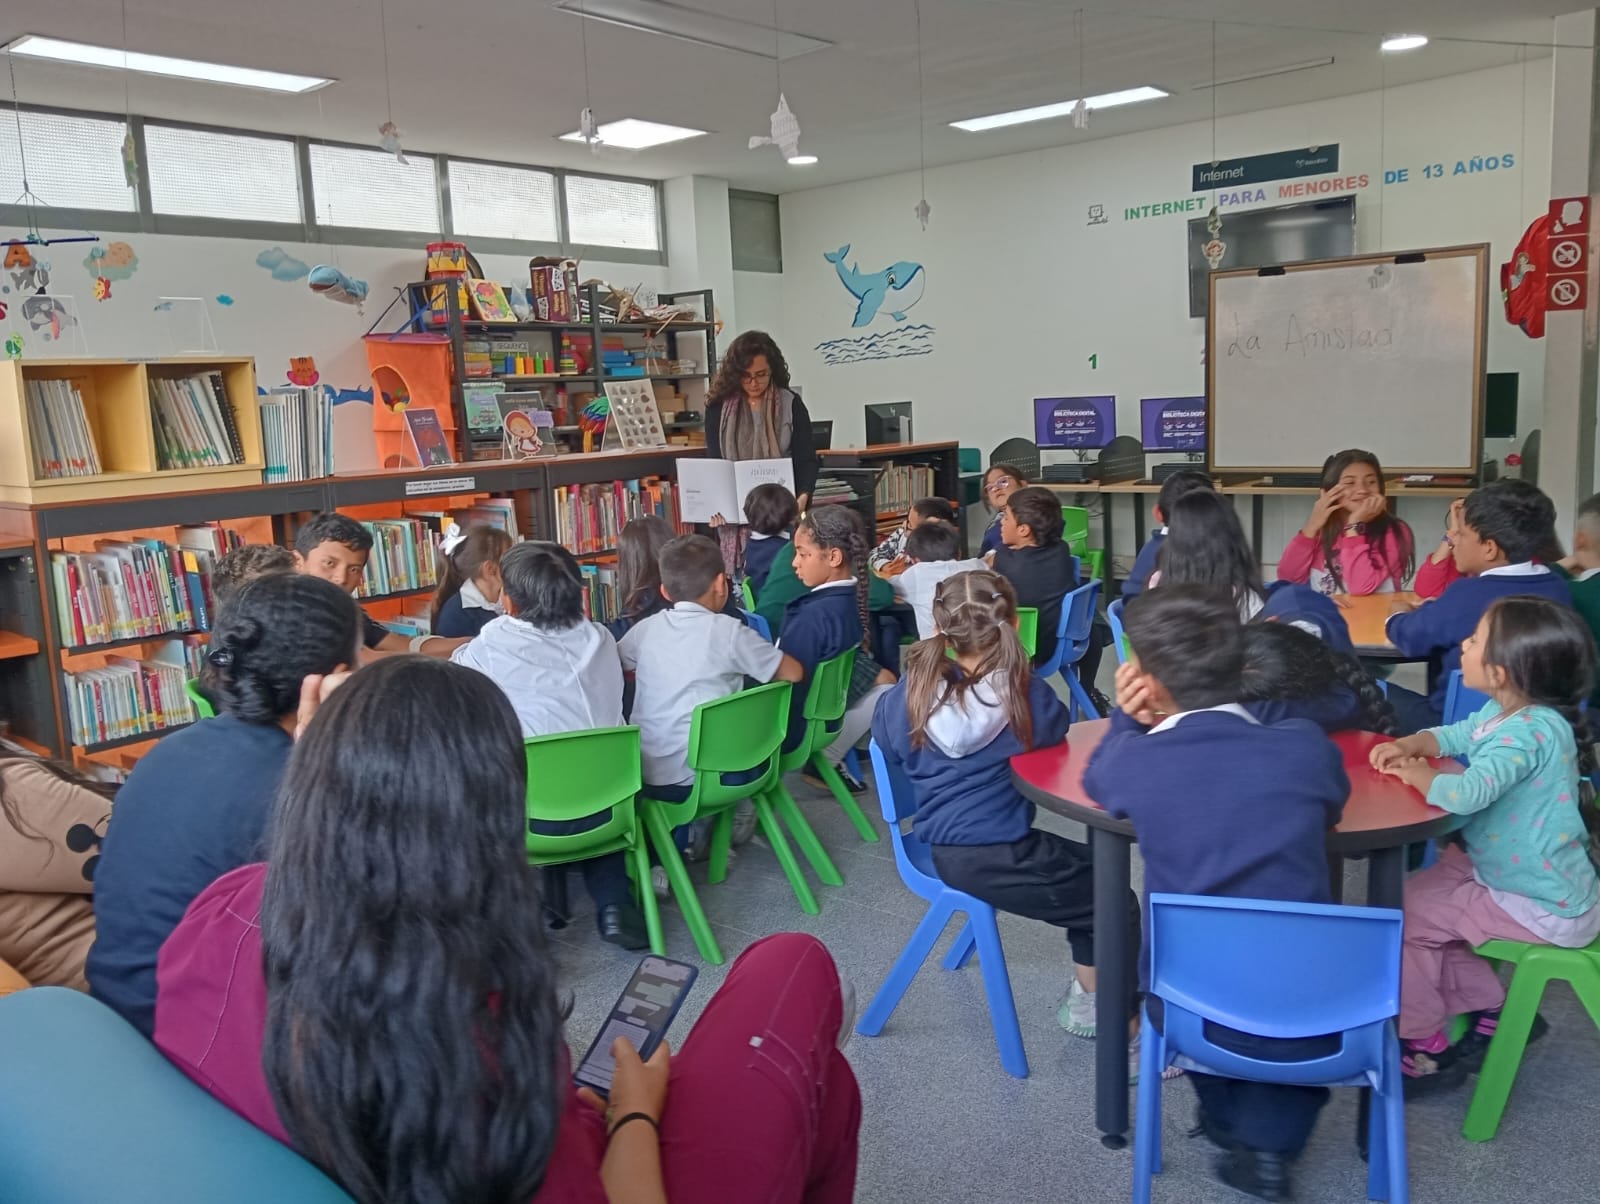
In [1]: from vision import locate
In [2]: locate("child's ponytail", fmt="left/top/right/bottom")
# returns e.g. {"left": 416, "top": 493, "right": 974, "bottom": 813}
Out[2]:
{"left": 905, "top": 570, "right": 1035, "bottom": 750}
{"left": 797, "top": 505, "right": 873, "bottom": 655}
{"left": 430, "top": 523, "right": 513, "bottom": 624}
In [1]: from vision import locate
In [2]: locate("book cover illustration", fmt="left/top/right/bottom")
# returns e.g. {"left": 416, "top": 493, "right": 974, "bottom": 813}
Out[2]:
{"left": 463, "top": 383, "right": 506, "bottom": 436}
{"left": 468, "top": 279, "right": 518, "bottom": 323}
{"left": 403, "top": 409, "right": 455, "bottom": 467}
{"left": 499, "top": 401, "right": 556, "bottom": 460}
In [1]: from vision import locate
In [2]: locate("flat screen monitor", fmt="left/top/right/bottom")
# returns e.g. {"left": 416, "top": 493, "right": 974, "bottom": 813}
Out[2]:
{"left": 865, "top": 402, "right": 913, "bottom": 446}
{"left": 1140, "top": 396, "right": 1207, "bottom": 453}
{"left": 811, "top": 419, "right": 834, "bottom": 449}
{"left": 1485, "top": 373, "right": 1518, "bottom": 439}
{"left": 1187, "top": 196, "right": 1356, "bottom": 318}
{"left": 1034, "top": 396, "right": 1115, "bottom": 450}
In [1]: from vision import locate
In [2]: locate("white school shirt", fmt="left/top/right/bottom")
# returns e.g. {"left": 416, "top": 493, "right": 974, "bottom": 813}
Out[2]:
{"left": 891, "top": 558, "right": 992, "bottom": 638}
{"left": 619, "top": 601, "right": 785, "bottom": 787}
{"left": 451, "top": 615, "right": 623, "bottom": 739}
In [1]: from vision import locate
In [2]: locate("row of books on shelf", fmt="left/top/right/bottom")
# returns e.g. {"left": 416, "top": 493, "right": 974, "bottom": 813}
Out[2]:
{"left": 261, "top": 387, "right": 330, "bottom": 483}
{"left": 149, "top": 373, "right": 246, "bottom": 470}
{"left": 355, "top": 518, "right": 442, "bottom": 599}
{"left": 63, "top": 642, "right": 203, "bottom": 748}
{"left": 875, "top": 465, "right": 938, "bottom": 513}
{"left": 552, "top": 477, "right": 682, "bottom": 555}
{"left": 50, "top": 524, "right": 240, "bottom": 648}
{"left": 580, "top": 562, "right": 622, "bottom": 625}
{"left": 25, "top": 379, "right": 103, "bottom": 479}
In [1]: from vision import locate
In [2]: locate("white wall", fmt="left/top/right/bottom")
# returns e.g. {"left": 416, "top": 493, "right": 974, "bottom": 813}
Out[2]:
{"left": 733, "top": 270, "right": 785, "bottom": 341}
{"left": 778, "top": 59, "right": 1554, "bottom": 567}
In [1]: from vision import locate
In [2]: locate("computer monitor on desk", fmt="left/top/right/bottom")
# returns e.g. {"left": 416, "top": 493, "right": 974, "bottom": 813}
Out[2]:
{"left": 1035, "top": 396, "right": 1115, "bottom": 483}
{"left": 865, "top": 402, "right": 913, "bottom": 446}
{"left": 1140, "top": 396, "right": 1206, "bottom": 481}
{"left": 811, "top": 420, "right": 834, "bottom": 449}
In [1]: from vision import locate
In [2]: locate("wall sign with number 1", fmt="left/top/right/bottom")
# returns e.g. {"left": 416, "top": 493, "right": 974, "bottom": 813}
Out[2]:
{"left": 1088, "top": 354, "right": 1098, "bottom": 369}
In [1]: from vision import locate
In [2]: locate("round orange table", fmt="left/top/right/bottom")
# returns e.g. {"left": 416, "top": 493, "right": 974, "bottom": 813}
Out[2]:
{"left": 1011, "top": 718, "right": 1463, "bottom": 1149}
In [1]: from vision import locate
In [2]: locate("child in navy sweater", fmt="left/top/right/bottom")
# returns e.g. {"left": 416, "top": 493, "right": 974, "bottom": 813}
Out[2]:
{"left": 430, "top": 523, "right": 512, "bottom": 638}
{"left": 873, "top": 569, "right": 1142, "bottom": 1063}
{"left": 1085, "top": 586, "right": 1349, "bottom": 1202}
{"left": 1386, "top": 479, "right": 1573, "bottom": 732}
{"left": 1240, "top": 620, "right": 1399, "bottom": 735}
{"left": 780, "top": 504, "right": 896, "bottom": 785}
{"left": 741, "top": 482, "right": 799, "bottom": 596}
{"left": 1122, "top": 470, "right": 1214, "bottom": 600}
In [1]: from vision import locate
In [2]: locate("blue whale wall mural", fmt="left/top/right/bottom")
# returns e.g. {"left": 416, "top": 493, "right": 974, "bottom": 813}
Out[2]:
{"left": 824, "top": 243, "right": 926, "bottom": 326}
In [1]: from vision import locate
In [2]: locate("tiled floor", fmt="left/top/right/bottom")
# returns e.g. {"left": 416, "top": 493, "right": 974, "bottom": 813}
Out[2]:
{"left": 549, "top": 666, "right": 1598, "bottom": 1203}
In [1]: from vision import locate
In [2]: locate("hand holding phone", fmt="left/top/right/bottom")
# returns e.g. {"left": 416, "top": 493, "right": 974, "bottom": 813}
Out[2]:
{"left": 573, "top": 955, "right": 698, "bottom": 1099}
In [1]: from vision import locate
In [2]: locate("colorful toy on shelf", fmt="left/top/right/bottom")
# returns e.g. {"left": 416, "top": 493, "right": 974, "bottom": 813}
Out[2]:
{"left": 308, "top": 265, "right": 369, "bottom": 307}
{"left": 425, "top": 241, "right": 472, "bottom": 327}
{"left": 364, "top": 332, "right": 456, "bottom": 468}
{"left": 579, "top": 394, "right": 610, "bottom": 452}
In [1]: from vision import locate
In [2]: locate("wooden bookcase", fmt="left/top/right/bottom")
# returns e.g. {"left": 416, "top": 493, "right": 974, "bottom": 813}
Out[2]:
{"left": 0, "top": 356, "right": 264, "bottom": 504}
{"left": 819, "top": 441, "right": 965, "bottom": 553}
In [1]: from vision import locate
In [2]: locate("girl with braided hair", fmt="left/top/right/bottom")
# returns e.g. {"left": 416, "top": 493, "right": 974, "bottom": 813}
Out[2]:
{"left": 1239, "top": 621, "right": 1400, "bottom": 735}
{"left": 872, "top": 569, "right": 1143, "bottom": 1067}
{"left": 1370, "top": 595, "right": 1600, "bottom": 1091}
{"left": 780, "top": 503, "right": 895, "bottom": 789}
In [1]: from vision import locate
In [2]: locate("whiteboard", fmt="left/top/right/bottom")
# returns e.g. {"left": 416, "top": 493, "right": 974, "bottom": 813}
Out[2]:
{"left": 1207, "top": 247, "right": 1487, "bottom": 473}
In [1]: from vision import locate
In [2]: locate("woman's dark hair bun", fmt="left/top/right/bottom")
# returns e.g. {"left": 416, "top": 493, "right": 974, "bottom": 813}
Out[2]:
{"left": 211, "top": 615, "right": 266, "bottom": 665}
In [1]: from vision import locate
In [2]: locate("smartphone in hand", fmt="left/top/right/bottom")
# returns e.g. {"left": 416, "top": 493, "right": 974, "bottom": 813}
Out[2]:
{"left": 573, "top": 955, "right": 699, "bottom": 1097}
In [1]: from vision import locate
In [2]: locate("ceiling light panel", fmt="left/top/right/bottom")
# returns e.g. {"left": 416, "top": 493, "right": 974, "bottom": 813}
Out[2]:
{"left": 559, "top": 117, "right": 707, "bottom": 149}
{"left": 951, "top": 87, "right": 1169, "bottom": 133}
{"left": 554, "top": 0, "right": 832, "bottom": 61}
{"left": 0, "top": 34, "right": 333, "bottom": 93}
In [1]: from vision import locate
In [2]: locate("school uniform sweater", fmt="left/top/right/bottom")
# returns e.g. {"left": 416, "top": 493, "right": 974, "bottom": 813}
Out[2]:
{"left": 1084, "top": 707, "right": 1348, "bottom": 984}
{"left": 777, "top": 581, "right": 863, "bottom": 753}
{"left": 756, "top": 555, "right": 893, "bottom": 639}
{"left": 1243, "top": 687, "right": 1365, "bottom": 734}
{"left": 87, "top": 715, "right": 291, "bottom": 1036}
{"left": 1568, "top": 568, "right": 1600, "bottom": 707}
{"left": 1259, "top": 582, "right": 1355, "bottom": 653}
{"left": 992, "top": 542, "right": 1079, "bottom": 667}
{"left": 872, "top": 672, "right": 1070, "bottom": 847}
{"left": 743, "top": 533, "right": 789, "bottom": 595}
{"left": 433, "top": 587, "right": 500, "bottom": 639}
{"left": 980, "top": 515, "right": 1004, "bottom": 557}
{"left": 1121, "top": 531, "right": 1165, "bottom": 601}
{"left": 1386, "top": 566, "right": 1573, "bottom": 709}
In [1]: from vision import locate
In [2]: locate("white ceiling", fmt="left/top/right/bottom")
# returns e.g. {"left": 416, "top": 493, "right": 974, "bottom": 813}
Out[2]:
{"left": 0, "top": 1, "right": 1584, "bottom": 193}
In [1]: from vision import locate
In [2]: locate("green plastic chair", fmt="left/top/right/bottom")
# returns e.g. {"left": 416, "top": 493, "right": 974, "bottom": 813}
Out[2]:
{"left": 1015, "top": 607, "right": 1039, "bottom": 660}
{"left": 740, "top": 578, "right": 757, "bottom": 611}
{"left": 523, "top": 727, "right": 660, "bottom": 955}
{"left": 1462, "top": 935, "right": 1600, "bottom": 1141}
{"left": 776, "top": 647, "right": 877, "bottom": 849}
{"left": 184, "top": 678, "right": 215, "bottom": 720}
{"left": 638, "top": 682, "right": 812, "bottom": 964}
{"left": 1060, "top": 504, "right": 1105, "bottom": 584}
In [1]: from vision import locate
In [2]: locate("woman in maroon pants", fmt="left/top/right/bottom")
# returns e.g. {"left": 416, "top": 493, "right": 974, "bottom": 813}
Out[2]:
{"left": 153, "top": 657, "right": 859, "bottom": 1204}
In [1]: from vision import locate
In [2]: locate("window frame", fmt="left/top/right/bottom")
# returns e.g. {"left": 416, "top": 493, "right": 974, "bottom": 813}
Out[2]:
{"left": 0, "top": 104, "right": 666, "bottom": 265}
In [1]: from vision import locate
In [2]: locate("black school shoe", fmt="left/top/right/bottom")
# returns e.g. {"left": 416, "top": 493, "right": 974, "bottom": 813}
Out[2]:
{"left": 597, "top": 903, "right": 650, "bottom": 951}
{"left": 1215, "top": 1148, "right": 1292, "bottom": 1202}
{"left": 1454, "top": 1012, "right": 1550, "bottom": 1073}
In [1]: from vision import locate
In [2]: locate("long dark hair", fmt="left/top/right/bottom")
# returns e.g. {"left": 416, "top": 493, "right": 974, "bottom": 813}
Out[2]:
{"left": 431, "top": 524, "right": 512, "bottom": 624}
{"left": 904, "top": 571, "right": 1034, "bottom": 750}
{"left": 1315, "top": 449, "right": 1415, "bottom": 591}
{"left": 200, "top": 574, "right": 361, "bottom": 724}
{"left": 261, "top": 657, "right": 562, "bottom": 1204}
{"left": 1240, "top": 621, "right": 1399, "bottom": 735}
{"left": 709, "top": 329, "right": 791, "bottom": 404}
{"left": 797, "top": 504, "right": 872, "bottom": 654}
{"left": 1481, "top": 596, "right": 1597, "bottom": 773}
{"left": 616, "top": 514, "right": 676, "bottom": 620}
{"left": 1157, "top": 489, "right": 1265, "bottom": 609}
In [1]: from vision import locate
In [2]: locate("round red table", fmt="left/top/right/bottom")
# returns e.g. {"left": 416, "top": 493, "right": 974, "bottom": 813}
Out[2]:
{"left": 1010, "top": 718, "right": 1464, "bottom": 1149}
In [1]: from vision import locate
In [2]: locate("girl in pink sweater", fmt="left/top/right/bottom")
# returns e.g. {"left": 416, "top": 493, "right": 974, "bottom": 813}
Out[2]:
{"left": 1279, "top": 449, "right": 1415, "bottom": 595}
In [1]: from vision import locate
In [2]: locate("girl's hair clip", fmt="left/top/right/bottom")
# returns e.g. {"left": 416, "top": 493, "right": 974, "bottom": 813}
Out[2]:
{"left": 439, "top": 522, "right": 466, "bottom": 557}
{"left": 207, "top": 648, "right": 235, "bottom": 668}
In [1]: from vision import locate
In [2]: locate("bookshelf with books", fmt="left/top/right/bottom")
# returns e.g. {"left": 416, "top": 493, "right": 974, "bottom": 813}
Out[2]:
{"left": 0, "top": 528, "right": 54, "bottom": 758}
{"left": 819, "top": 442, "right": 965, "bottom": 552}
{"left": 0, "top": 357, "right": 265, "bottom": 504}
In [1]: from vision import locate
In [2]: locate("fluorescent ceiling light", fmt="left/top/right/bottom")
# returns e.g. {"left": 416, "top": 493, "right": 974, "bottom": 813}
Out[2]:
{"left": 554, "top": 0, "right": 832, "bottom": 62}
{"left": 951, "top": 86, "right": 1169, "bottom": 133}
{"left": 1195, "top": 57, "right": 1335, "bottom": 89}
{"left": 0, "top": 34, "right": 333, "bottom": 93}
{"left": 787, "top": 154, "right": 818, "bottom": 166}
{"left": 1381, "top": 34, "right": 1429, "bottom": 52}
{"left": 559, "top": 117, "right": 707, "bottom": 149}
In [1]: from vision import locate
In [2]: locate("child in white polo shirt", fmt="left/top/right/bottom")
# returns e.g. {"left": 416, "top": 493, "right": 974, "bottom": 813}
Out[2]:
{"left": 621, "top": 535, "right": 804, "bottom": 801}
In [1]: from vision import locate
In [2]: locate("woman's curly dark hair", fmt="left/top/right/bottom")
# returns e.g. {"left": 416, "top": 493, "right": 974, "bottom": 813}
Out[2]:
{"left": 709, "top": 330, "right": 791, "bottom": 403}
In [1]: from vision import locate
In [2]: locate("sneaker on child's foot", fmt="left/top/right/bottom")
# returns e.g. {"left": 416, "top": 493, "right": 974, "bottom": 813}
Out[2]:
{"left": 802, "top": 763, "right": 867, "bottom": 795}
{"left": 1057, "top": 978, "right": 1097, "bottom": 1038}
{"left": 731, "top": 801, "right": 759, "bottom": 846}
{"left": 1400, "top": 1038, "right": 1469, "bottom": 1096}
{"left": 1455, "top": 1010, "right": 1550, "bottom": 1073}
{"left": 682, "top": 817, "right": 716, "bottom": 862}
{"left": 650, "top": 865, "right": 671, "bottom": 900}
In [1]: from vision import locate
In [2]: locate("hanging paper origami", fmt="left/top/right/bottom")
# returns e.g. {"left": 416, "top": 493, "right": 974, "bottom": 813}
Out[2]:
{"left": 749, "top": 93, "right": 803, "bottom": 160}
{"left": 378, "top": 121, "right": 408, "bottom": 165}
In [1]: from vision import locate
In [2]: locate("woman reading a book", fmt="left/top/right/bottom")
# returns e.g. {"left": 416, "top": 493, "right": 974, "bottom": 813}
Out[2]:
{"left": 705, "top": 331, "right": 820, "bottom": 579}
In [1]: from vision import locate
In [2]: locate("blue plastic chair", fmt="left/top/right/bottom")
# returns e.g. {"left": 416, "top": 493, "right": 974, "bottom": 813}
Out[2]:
{"left": 1443, "top": 669, "right": 1491, "bottom": 726}
{"left": 1107, "top": 596, "right": 1129, "bottom": 666}
{"left": 0, "top": 987, "right": 355, "bottom": 1202}
{"left": 857, "top": 740, "right": 1028, "bottom": 1077}
{"left": 1133, "top": 893, "right": 1408, "bottom": 1204}
{"left": 741, "top": 607, "right": 773, "bottom": 643}
{"left": 1034, "top": 577, "right": 1103, "bottom": 720}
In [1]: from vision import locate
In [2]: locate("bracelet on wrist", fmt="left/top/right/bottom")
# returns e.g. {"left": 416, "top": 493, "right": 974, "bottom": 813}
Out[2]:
{"left": 607, "top": 1111, "right": 660, "bottom": 1139}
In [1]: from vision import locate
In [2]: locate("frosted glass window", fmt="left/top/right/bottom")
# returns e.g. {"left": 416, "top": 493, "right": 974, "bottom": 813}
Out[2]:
{"left": 310, "top": 143, "right": 439, "bottom": 233}
{"left": 0, "top": 109, "right": 136, "bottom": 211}
{"left": 146, "top": 125, "right": 302, "bottom": 221}
{"left": 565, "top": 175, "right": 659, "bottom": 250}
{"left": 448, "top": 160, "right": 558, "bottom": 242}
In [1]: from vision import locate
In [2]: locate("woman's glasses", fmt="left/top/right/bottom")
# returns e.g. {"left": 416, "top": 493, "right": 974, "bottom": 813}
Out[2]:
{"left": 740, "top": 369, "right": 772, "bottom": 386}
